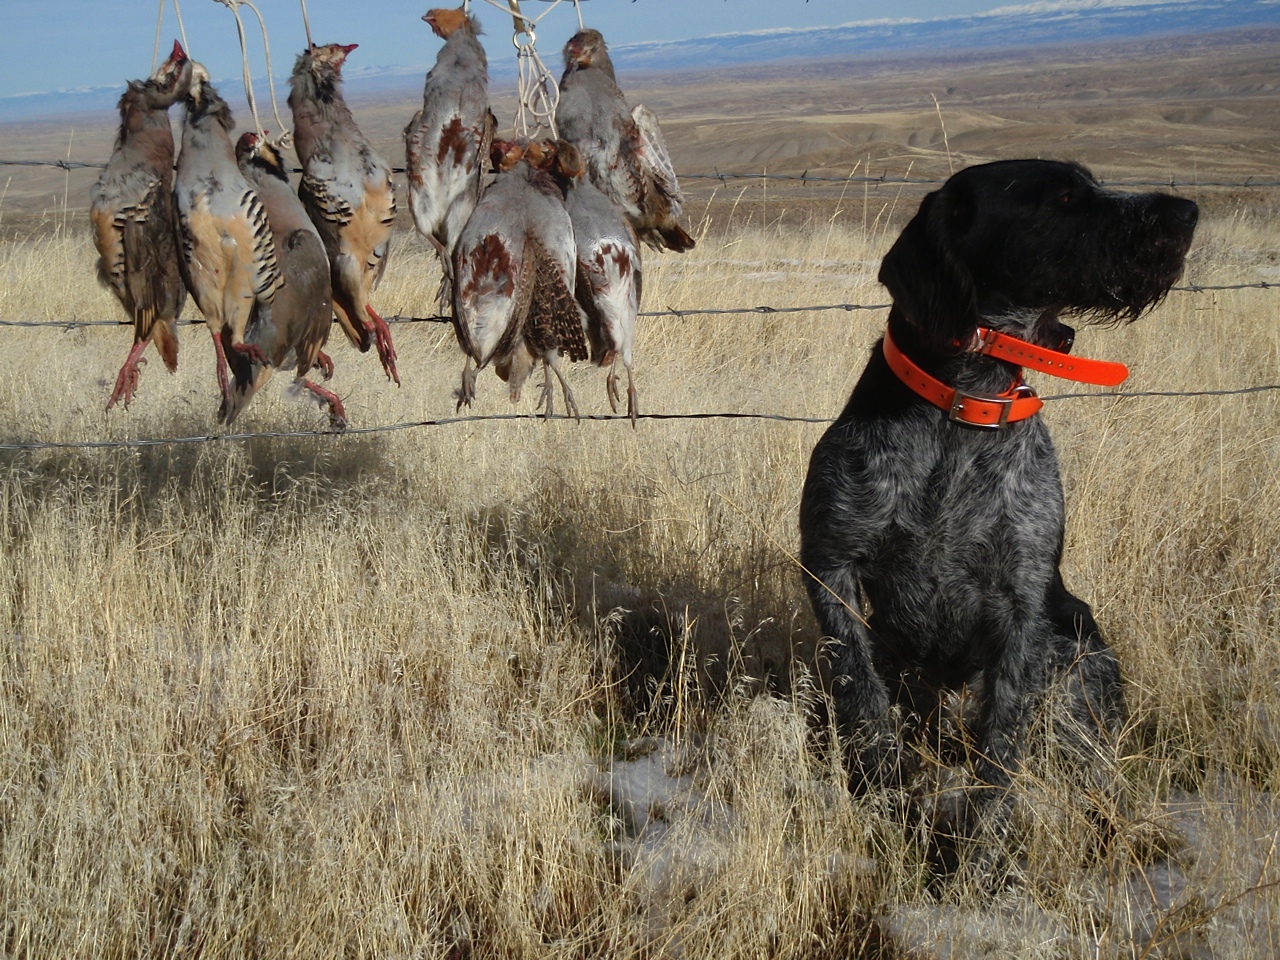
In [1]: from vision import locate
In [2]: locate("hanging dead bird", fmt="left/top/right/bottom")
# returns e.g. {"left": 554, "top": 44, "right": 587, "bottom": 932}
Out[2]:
{"left": 225, "top": 132, "right": 344, "bottom": 429}
{"left": 90, "top": 41, "right": 191, "bottom": 411}
{"left": 566, "top": 170, "right": 643, "bottom": 423}
{"left": 173, "top": 60, "right": 282, "bottom": 420}
{"left": 404, "top": 6, "right": 496, "bottom": 308}
{"left": 289, "top": 42, "right": 400, "bottom": 385}
{"left": 556, "top": 29, "right": 694, "bottom": 253}
{"left": 452, "top": 139, "right": 588, "bottom": 418}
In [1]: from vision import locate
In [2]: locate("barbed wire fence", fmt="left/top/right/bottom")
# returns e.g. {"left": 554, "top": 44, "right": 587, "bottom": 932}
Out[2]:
{"left": 6, "top": 157, "right": 1280, "bottom": 190}
{"left": 1, "top": 159, "right": 1278, "bottom": 452}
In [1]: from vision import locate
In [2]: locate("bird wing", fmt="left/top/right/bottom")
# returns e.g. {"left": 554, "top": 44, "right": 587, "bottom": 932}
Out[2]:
{"left": 122, "top": 181, "right": 184, "bottom": 344}
{"left": 299, "top": 168, "right": 355, "bottom": 231}
{"left": 630, "top": 104, "right": 684, "bottom": 216}
{"left": 178, "top": 183, "right": 281, "bottom": 336}
{"left": 273, "top": 228, "right": 333, "bottom": 375}
{"left": 526, "top": 238, "right": 588, "bottom": 364}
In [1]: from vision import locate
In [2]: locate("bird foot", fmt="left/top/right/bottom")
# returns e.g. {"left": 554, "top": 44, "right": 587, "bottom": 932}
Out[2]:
{"left": 542, "top": 360, "right": 580, "bottom": 422}
{"left": 315, "top": 351, "right": 335, "bottom": 380}
{"left": 366, "top": 304, "right": 400, "bottom": 386}
{"left": 536, "top": 371, "right": 556, "bottom": 420}
{"left": 454, "top": 360, "right": 477, "bottom": 413}
{"left": 231, "top": 341, "right": 270, "bottom": 365}
{"left": 106, "top": 343, "right": 149, "bottom": 411}
{"left": 301, "top": 378, "right": 348, "bottom": 432}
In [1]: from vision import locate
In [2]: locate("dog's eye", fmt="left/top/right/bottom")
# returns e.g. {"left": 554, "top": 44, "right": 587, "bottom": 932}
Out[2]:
{"left": 1058, "top": 191, "right": 1074, "bottom": 205}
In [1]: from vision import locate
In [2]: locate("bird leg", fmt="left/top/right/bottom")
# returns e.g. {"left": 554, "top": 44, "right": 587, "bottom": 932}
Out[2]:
{"left": 605, "top": 359, "right": 621, "bottom": 415}
{"left": 536, "top": 367, "right": 555, "bottom": 419}
{"left": 625, "top": 363, "right": 639, "bottom": 427}
{"left": 315, "top": 351, "right": 335, "bottom": 380}
{"left": 365, "top": 304, "right": 400, "bottom": 386}
{"left": 211, "top": 330, "right": 232, "bottom": 405}
{"left": 543, "top": 353, "right": 580, "bottom": 422}
{"left": 299, "top": 378, "right": 348, "bottom": 432}
{"left": 454, "top": 357, "right": 477, "bottom": 412}
{"left": 428, "top": 234, "right": 454, "bottom": 312}
{"left": 107, "top": 339, "right": 151, "bottom": 411}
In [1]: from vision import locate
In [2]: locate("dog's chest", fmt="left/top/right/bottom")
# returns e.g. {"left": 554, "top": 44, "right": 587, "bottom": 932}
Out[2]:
{"left": 859, "top": 421, "right": 1065, "bottom": 639}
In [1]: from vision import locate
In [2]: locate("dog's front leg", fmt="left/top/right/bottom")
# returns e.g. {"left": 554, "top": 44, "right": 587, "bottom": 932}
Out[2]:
{"left": 804, "top": 562, "right": 905, "bottom": 794}
{"left": 938, "top": 624, "right": 1041, "bottom": 883}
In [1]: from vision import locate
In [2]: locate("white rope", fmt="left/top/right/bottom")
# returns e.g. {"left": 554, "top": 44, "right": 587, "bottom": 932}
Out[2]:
{"left": 153, "top": 0, "right": 192, "bottom": 69}
{"left": 475, "top": 0, "right": 578, "bottom": 138}
{"left": 298, "top": 0, "right": 314, "bottom": 52}
{"left": 211, "top": 0, "right": 291, "bottom": 144}
{"left": 152, "top": 0, "right": 165, "bottom": 70}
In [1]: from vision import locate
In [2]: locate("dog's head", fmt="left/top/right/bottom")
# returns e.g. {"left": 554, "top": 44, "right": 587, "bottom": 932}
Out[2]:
{"left": 878, "top": 160, "right": 1198, "bottom": 352}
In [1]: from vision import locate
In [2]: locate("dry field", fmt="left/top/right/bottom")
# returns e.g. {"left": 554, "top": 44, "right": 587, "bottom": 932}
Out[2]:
{"left": 0, "top": 31, "right": 1279, "bottom": 960}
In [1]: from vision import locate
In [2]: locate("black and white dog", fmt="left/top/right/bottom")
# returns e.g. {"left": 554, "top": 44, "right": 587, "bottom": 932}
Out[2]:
{"left": 799, "top": 160, "right": 1197, "bottom": 874}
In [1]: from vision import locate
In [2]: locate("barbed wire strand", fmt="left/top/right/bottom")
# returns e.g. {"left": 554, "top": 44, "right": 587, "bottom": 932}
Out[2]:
{"left": 1, "top": 384, "right": 1277, "bottom": 453}
{"left": 1, "top": 283, "right": 1274, "bottom": 331}
{"left": 6, "top": 157, "right": 1278, "bottom": 191}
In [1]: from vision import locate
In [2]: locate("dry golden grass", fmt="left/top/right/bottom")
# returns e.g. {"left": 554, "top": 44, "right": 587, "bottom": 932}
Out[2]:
{"left": 0, "top": 181, "right": 1277, "bottom": 958}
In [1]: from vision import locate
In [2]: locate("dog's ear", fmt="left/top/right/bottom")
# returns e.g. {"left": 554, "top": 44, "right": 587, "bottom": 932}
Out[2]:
{"left": 877, "top": 189, "right": 978, "bottom": 350}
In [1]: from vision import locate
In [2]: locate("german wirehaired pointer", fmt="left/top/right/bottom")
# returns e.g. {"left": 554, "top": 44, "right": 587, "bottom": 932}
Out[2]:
{"left": 799, "top": 159, "right": 1198, "bottom": 876}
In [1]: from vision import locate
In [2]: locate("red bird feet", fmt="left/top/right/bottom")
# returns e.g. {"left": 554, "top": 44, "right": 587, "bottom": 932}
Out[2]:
{"left": 107, "top": 342, "right": 149, "bottom": 411}
{"left": 366, "top": 305, "right": 399, "bottom": 385}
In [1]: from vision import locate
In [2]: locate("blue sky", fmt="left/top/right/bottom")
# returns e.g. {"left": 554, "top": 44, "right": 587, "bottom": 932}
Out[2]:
{"left": 3, "top": 0, "right": 1011, "bottom": 100}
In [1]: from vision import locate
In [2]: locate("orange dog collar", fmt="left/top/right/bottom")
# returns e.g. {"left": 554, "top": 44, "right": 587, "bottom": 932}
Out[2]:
{"left": 883, "top": 326, "right": 1044, "bottom": 428}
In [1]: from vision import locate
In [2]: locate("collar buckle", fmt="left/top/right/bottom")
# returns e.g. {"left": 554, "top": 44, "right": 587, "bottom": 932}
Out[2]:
{"left": 947, "top": 383, "right": 1037, "bottom": 429}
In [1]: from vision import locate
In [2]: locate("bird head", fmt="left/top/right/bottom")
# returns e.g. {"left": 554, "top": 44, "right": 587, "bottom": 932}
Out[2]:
{"left": 490, "top": 139, "right": 524, "bottom": 173}
{"left": 521, "top": 140, "right": 548, "bottom": 169}
{"left": 184, "top": 60, "right": 213, "bottom": 110}
{"left": 235, "top": 130, "right": 264, "bottom": 162}
{"left": 236, "top": 130, "right": 287, "bottom": 177}
{"left": 307, "top": 42, "right": 358, "bottom": 75}
{"left": 148, "top": 39, "right": 193, "bottom": 104}
{"left": 423, "top": 7, "right": 470, "bottom": 40}
{"left": 548, "top": 140, "right": 585, "bottom": 183}
{"left": 563, "top": 29, "right": 607, "bottom": 70}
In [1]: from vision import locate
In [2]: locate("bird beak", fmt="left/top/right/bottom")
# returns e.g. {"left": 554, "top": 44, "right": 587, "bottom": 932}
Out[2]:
{"left": 171, "top": 40, "right": 187, "bottom": 63}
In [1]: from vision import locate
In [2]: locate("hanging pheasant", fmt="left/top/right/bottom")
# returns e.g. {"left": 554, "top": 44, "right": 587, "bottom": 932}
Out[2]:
{"left": 89, "top": 41, "right": 190, "bottom": 411}
{"left": 225, "top": 132, "right": 344, "bottom": 429}
{"left": 452, "top": 139, "right": 587, "bottom": 418}
{"left": 404, "top": 6, "right": 496, "bottom": 308}
{"left": 556, "top": 29, "right": 694, "bottom": 253}
{"left": 289, "top": 42, "right": 399, "bottom": 385}
{"left": 173, "top": 60, "right": 282, "bottom": 421}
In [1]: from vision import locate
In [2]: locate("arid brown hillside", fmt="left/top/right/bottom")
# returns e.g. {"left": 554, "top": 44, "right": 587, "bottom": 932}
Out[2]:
{"left": 2, "top": 28, "right": 1277, "bottom": 236}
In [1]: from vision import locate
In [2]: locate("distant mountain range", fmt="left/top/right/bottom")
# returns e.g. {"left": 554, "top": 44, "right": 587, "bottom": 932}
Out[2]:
{"left": 612, "top": 0, "right": 1280, "bottom": 72}
{"left": 2, "top": 0, "right": 1277, "bottom": 123}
